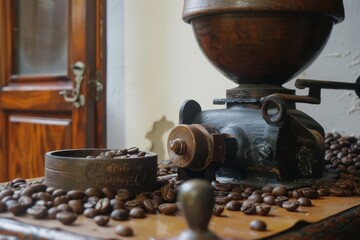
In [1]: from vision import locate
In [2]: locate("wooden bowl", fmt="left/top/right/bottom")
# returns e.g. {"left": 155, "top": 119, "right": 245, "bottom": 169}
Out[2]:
{"left": 183, "top": 0, "right": 344, "bottom": 85}
{"left": 44, "top": 149, "right": 157, "bottom": 193}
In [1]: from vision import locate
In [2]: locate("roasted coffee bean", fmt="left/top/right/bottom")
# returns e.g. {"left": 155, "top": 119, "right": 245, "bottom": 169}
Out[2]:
{"left": 215, "top": 196, "right": 230, "bottom": 205}
{"left": 227, "top": 192, "right": 242, "bottom": 200}
{"left": 263, "top": 195, "right": 275, "bottom": 205}
{"left": 317, "top": 188, "right": 330, "bottom": 196}
{"left": 20, "top": 187, "right": 36, "bottom": 197}
{"left": 158, "top": 203, "right": 177, "bottom": 215}
{"left": 282, "top": 201, "right": 300, "bottom": 211}
{"left": 48, "top": 207, "right": 60, "bottom": 219}
{"left": 85, "top": 188, "right": 103, "bottom": 198}
{"left": 57, "top": 203, "right": 73, "bottom": 212}
{"left": 96, "top": 198, "right": 111, "bottom": 214}
{"left": 111, "top": 209, "right": 129, "bottom": 221}
{"left": 68, "top": 200, "right": 84, "bottom": 214}
{"left": 137, "top": 151, "right": 146, "bottom": 157}
{"left": 292, "top": 189, "right": 304, "bottom": 199}
{"left": 115, "top": 189, "right": 133, "bottom": 202}
{"left": 142, "top": 198, "right": 158, "bottom": 213}
{"left": 83, "top": 208, "right": 98, "bottom": 218}
{"left": 110, "top": 198, "right": 125, "bottom": 210}
{"left": 8, "top": 203, "right": 27, "bottom": 216}
{"left": 115, "top": 225, "right": 134, "bottom": 237}
{"left": 116, "top": 149, "right": 127, "bottom": 156}
{"left": 29, "top": 184, "right": 47, "bottom": 193}
{"left": 101, "top": 187, "right": 116, "bottom": 199}
{"left": 0, "top": 189, "right": 14, "bottom": 200}
{"left": 32, "top": 192, "right": 52, "bottom": 201}
{"left": 27, "top": 206, "right": 47, "bottom": 219}
{"left": 18, "top": 196, "right": 33, "bottom": 208}
{"left": 212, "top": 205, "right": 224, "bottom": 217}
{"left": 226, "top": 200, "right": 242, "bottom": 211}
{"left": 104, "top": 151, "right": 115, "bottom": 158}
{"left": 301, "top": 188, "right": 318, "bottom": 199}
{"left": 211, "top": 181, "right": 232, "bottom": 192}
{"left": 241, "top": 201, "right": 256, "bottom": 215}
{"left": 53, "top": 195, "right": 69, "bottom": 207}
{"left": 125, "top": 199, "right": 142, "bottom": 211}
{"left": 256, "top": 204, "right": 271, "bottom": 216}
{"left": 297, "top": 197, "right": 312, "bottom": 206}
{"left": 329, "top": 188, "right": 345, "bottom": 197}
{"left": 247, "top": 194, "right": 263, "bottom": 203}
{"left": 127, "top": 147, "right": 139, "bottom": 155}
{"left": 52, "top": 189, "right": 67, "bottom": 198}
{"left": 46, "top": 187, "right": 55, "bottom": 195}
{"left": 261, "top": 185, "right": 273, "bottom": 193}
{"left": 272, "top": 186, "right": 287, "bottom": 197}
{"left": 129, "top": 207, "right": 146, "bottom": 218}
{"left": 56, "top": 211, "right": 78, "bottom": 225}
{"left": 274, "top": 196, "right": 288, "bottom": 206}
{"left": 67, "top": 190, "right": 86, "bottom": 200}
{"left": 160, "top": 183, "right": 175, "bottom": 202}
{"left": 94, "top": 215, "right": 110, "bottom": 226}
{"left": 250, "top": 220, "right": 267, "bottom": 231}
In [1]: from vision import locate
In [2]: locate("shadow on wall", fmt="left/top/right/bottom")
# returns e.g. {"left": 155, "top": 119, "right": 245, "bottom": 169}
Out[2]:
{"left": 146, "top": 116, "right": 175, "bottom": 161}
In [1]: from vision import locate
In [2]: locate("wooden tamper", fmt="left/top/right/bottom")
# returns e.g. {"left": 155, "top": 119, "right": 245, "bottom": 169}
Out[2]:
{"left": 177, "top": 179, "right": 220, "bottom": 240}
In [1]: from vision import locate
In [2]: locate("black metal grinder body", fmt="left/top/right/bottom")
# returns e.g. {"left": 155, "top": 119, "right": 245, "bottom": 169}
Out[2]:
{"left": 167, "top": 87, "right": 326, "bottom": 185}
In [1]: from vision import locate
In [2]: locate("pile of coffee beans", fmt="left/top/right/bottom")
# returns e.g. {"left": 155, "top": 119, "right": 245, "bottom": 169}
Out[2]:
{"left": 86, "top": 147, "right": 147, "bottom": 159}
{"left": 0, "top": 133, "right": 359, "bottom": 235}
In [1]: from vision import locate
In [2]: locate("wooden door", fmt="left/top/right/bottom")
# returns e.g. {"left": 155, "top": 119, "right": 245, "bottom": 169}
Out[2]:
{"left": 0, "top": 0, "right": 106, "bottom": 182}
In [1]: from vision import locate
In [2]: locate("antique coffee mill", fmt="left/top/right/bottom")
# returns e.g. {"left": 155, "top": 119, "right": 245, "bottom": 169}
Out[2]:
{"left": 167, "top": 0, "right": 360, "bottom": 187}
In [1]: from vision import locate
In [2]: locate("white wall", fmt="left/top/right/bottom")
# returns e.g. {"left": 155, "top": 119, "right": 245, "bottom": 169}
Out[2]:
{"left": 107, "top": 0, "right": 360, "bottom": 154}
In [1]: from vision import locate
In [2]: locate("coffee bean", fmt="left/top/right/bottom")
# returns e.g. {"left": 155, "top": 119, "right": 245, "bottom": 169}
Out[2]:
{"left": 160, "top": 183, "right": 175, "bottom": 202}
{"left": 52, "top": 189, "right": 67, "bottom": 198}
{"left": 256, "top": 204, "right": 271, "bottom": 216}
{"left": 275, "top": 196, "right": 288, "bottom": 206}
{"left": 67, "top": 190, "right": 86, "bottom": 200}
{"left": 27, "top": 206, "right": 47, "bottom": 219}
{"left": 226, "top": 200, "right": 242, "bottom": 211}
{"left": 261, "top": 185, "right": 273, "bottom": 193}
{"left": 212, "top": 205, "right": 224, "bottom": 217}
{"left": 115, "top": 189, "right": 133, "bottom": 202}
{"left": 297, "top": 197, "right": 312, "bottom": 206}
{"left": 29, "top": 184, "right": 47, "bottom": 193}
{"left": 142, "top": 199, "right": 158, "bottom": 213}
{"left": 115, "top": 225, "right": 134, "bottom": 237}
{"left": 53, "top": 195, "right": 69, "bottom": 207}
{"left": 68, "top": 200, "right": 84, "bottom": 214}
{"left": 127, "top": 147, "right": 139, "bottom": 155}
{"left": 129, "top": 207, "right": 146, "bottom": 218}
{"left": 301, "top": 188, "right": 318, "bottom": 199}
{"left": 56, "top": 211, "right": 78, "bottom": 225}
{"left": 94, "top": 215, "right": 110, "bottom": 226}
{"left": 18, "top": 196, "right": 33, "bottom": 208}
{"left": 317, "top": 188, "right": 330, "bottom": 196}
{"left": 0, "top": 189, "right": 14, "bottom": 200}
{"left": 111, "top": 209, "right": 129, "bottom": 221}
{"left": 215, "top": 196, "right": 230, "bottom": 205}
{"left": 32, "top": 192, "right": 52, "bottom": 201}
{"left": 247, "top": 194, "right": 263, "bottom": 203}
{"left": 158, "top": 203, "right": 177, "bottom": 215}
{"left": 263, "top": 195, "right": 275, "bottom": 205}
{"left": 83, "top": 208, "right": 98, "bottom": 218}
{"left": 85, "top": 188, "right": 103, "bottom": 198}
{"left": 102, "top": 187, "right": 116, "bottom": 199}
{"left": 125, "top": 200, "right": 142, "bottom": 211}
{"left": 8, "top": 202, "right": 27, "bottom": 216}
{"left": 282, "top": 201, "right": 299, "bottom": 211}
{"left": 110, "top": 198, "right": 125, "bottom": 210}
{"left": 227, "top": 192, "right": 242, "bottom": 200}
{"left": 241, "top": 201, "right": 256, "bottom": 215}
{"left": 250, "top": 220, "right": 267, "bottom": 231}
{"left": 95, "top": 198, "right": 111, "bottom": 214}
{"left": 329, "top": 188, "right": 345, "bottom": 197}
{"left": 57, "top": 203, "right": 73, "bottom": 212}
{"left": 272, "top": 186, "right": 287, "bottom": 197}
{"left": 47, "top": 207, "right": 60, "bottom": 219}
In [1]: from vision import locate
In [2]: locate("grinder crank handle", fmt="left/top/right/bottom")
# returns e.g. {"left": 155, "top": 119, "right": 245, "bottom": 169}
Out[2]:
{"left": 294, "top": 76, "right": 360, "bottom": 104}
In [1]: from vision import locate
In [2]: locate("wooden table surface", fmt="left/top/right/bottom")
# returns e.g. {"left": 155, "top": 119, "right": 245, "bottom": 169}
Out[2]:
{"left": 1, "top": 195, "right": 360, "bottom": 239}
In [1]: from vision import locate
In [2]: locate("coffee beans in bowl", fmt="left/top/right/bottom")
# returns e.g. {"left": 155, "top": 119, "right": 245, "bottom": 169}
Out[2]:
{"left": 44, "top": 148, "right": 157, "bottom": 194}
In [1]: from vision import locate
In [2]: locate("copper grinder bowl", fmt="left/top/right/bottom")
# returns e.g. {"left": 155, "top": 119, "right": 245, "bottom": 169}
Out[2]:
{"left": 183, "top": 0, "right": 344, "bottom": 85}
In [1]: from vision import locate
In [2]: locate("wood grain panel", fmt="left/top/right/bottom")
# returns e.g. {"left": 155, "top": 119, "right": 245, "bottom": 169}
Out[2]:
{"left": 8, "top": 115, "right": 71, "bottom": 179}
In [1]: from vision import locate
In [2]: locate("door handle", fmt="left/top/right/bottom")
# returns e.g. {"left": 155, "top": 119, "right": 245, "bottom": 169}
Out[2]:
{"left": 59, "top": 61, "right": 86, "bottom": 108}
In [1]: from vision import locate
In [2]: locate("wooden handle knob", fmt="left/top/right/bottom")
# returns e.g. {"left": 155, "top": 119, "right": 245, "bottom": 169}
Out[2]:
{"left": 169, "top": 138, "right": 187, "bottom": 155}
{"left": 177, "top": 179, "right": 219, "bottom": 240}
